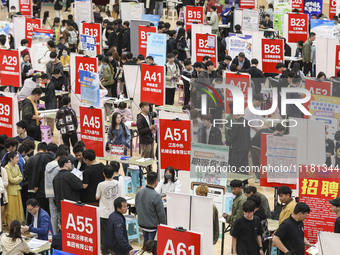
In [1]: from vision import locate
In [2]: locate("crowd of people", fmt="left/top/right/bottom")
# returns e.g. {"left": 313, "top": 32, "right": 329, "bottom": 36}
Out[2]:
{"left": 0, "top": 0, "right": 340, "bottom": 254}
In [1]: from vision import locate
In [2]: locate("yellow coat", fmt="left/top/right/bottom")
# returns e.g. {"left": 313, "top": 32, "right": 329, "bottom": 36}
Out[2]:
{"left": 279, "top": 198, "right": 297, "bottom": 225}
{"left": 4, "top": 163, "right": 23, "bottom": 196}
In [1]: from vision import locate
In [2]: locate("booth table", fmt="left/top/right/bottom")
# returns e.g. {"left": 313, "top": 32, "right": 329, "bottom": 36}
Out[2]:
{"left": 259, "top": 28, "right": 280, "bottom": 38}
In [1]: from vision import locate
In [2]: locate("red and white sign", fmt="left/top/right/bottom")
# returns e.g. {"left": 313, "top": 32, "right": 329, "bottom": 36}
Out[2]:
{"left": 329, "top": 0, "right": 337, "bottom": 19}
{"left": 157, "top": 225, "right": 201, "bottom": 255}
{"left": 159, "top": 119, "right": 191, "bottom": 171}
{"left": 288, "top": 13, "right": 308, "bottom": 43}
{"left": 299, "top": 166, "right": 340, "bottom": 243}
{"left": 139, "top": 26, "right": 157, "bottom": 57}
{"left": 195, "top": 33, "right": 217, "bottom": 67}
{"left": 0, "top": 49, "right": 21, "bottom": 88}
{"left": 240, "top": 0, "right": 255, "bottom": 9}
{"left": 262, "top": 38, "right": 284, "bottom": 73}
{"left": 25, "top": 17, "right": 41, "bottom": 47}
{"left": 19, "top": 0, "right": 32, "bottom": 17}
{"left": 304, "top": 79, "right": 332, "bottom": 96}
{"left": 81, "top": 23, "right": 101, "bottom": 57}
{"left": 0, "top": 96, "right": 13, "bottom": 137}
{"left": 75, "top": 56, "right": 97, "bottom": 94}
{"left": 140, "top": 64, "right": 165, "bottom": 106}
{"left": 185, "top": 6, "right": 204, "bottom": 31}
{"left": 79, "top": 106, "right": 105, "bottom": 157}
{"left": 225, "top": 72, "right": 250, "bottom": 113}
{"left": 292, "top": 0, "right": 304, "bottom": 13}
{"left": 61, "top": 200, "right": 100, "bottom": 254}
{"left": 335, "top": 45, "right": 340, "bottom": 76}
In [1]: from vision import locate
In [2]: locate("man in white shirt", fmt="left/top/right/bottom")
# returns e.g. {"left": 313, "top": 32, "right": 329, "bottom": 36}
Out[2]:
{"left": 244, "top": 94, "right": 264, "bottom": 139}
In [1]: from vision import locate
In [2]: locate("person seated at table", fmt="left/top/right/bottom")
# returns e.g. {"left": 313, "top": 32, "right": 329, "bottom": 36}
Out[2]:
{"left": 155, "top": 166, "right": 181, "bottom": 198}
{"left": 260, "top": 14, "right": 273, "bottom": 38}
{"left": 107, "top": 112, "right": 131, "bottom": 175}
{"left": 114, "top": 102, "right": 132, "bottom": 123}
{"left": 195, "top": 185, "right": 219, "bottom": 245}
{"left": 0, "top": 220, "right": 30, "bottom": 255}
{"left": 21, "top": 198, "right": 53, "bottom": 240}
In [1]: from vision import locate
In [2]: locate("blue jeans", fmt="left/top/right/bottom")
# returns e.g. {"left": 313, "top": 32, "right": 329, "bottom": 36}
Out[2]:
{"left": 155, "top": 1, "right": 163, "bottom": 17}
{"left": 142, "top": 230, "right": 157, "bottom": 244}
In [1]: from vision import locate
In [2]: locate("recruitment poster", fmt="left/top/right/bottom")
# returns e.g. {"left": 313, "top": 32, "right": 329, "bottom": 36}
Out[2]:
{"left": 80, "top": 35, "right": 96, "bottom": 56}
{"left": 159, "top": 119, "right": 191, "bottom": 171}
{"left": 25, "top": 17, "right": 41, "bottom": 47}
{"left": 74, "top": 55, "right": 98, "bottom": 94}
{"left": 287, "top": 13, "right": 309, "bottom": 43}
{"left": 79, "top": 106, "right": 105, "bottom": 157}
{"left": 0, "top": 49, "right": 21, "bottom": 88}
{"left": 75, "top": 0, "right": 92, "bottom": 25}
{"left": 304, "top": 79, "right": 332, "bottom": 96}
{"left": 138, "top": 25, "right": 157, "bottom": 57}
{"left": 30, "top": 28, "right": 54, "bottom": 72}
{"left": 240, "top": 0, "right": 255, "bottom": 9}
{"left": 185, "top": 6, "right": 204, "bottom": 31}
{"left": 242, "top": 9, "right": 259, "bottom": 31}
{"left": 9, "top": 0, "right": 32, "bottom": 17}
{"left": 299, "top": 166, "right": 340, "bottom": 243}
{"left": 261, "top": 38, "right": 284, "bottom": 73}
{"left": 81, "top": 23, "right": 101, "bottom": 56}
{"left": 225, "top": 71, "right": 250, "bottom": 113}
{"left": 291, "top": 0, "right": 304, "bottom": 13}
{"left": 303, "top": 0, "right": 322, "bottom": 17}
{"left": 274, "top": 0, "right": 291, "bottom": 33}
{"left": 142, "top": 14, "right": 161, "bottom": 27}
{"left": 79, "top": 70, "right": 100, "bottom": 108}
{"left": 227, "top": 34, "right": 252, "bottom": 61}
{"left": 329, "top": 0, "right": 337, "bottom": 19}
{"left": 311, "top": 19, "right": 335, "bottom": 39}
{"left": 146, "top": 33, "right": 167, "bottom": 65}
{"left": 195, "top": 33, "right": 217, "bottom": 67}
{"left": 140, "top": 64, "right": 165, "bottom": 106}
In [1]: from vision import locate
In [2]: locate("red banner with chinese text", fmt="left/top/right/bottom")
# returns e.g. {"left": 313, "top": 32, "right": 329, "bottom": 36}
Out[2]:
{"left": 261, "top": 38, "right": 284, "bottom": 74}
{"left": 140, "top": 64, "right": 165, "bottom": 106}
{"left": 195, "top": 33, "right": 217, "bottom": 68}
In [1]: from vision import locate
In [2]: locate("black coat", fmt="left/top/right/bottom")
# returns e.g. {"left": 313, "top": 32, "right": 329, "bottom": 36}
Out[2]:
{"left": 198, "top": 126, "right": 222, "bottom": 145}
{"left": 40, "top": 82, "right": 57, "bottom": 109}
{"left": 72, "top": 158, "right": 87, "bottom": 171}
{"left": 53, "top": 170, "right": 83, "bottom": 212}
{"left": 51, "top": 75, "right": 68, "bottom": 91}
{"left": 104, "top": 211, "right": 133, "bottom": 253}
{"left": 106, "top": 32, "right": 117, "bottom": 49}
{"left": 231, "top": 57, "right": 251, "bottom": 71}
{"left": 247, "top": 66, "right": 266, "bottom": 93}
{"left": 137, "top": 113, "right": 154, "bottom": 145}
{"left": 24, "top": 152, "right": 55, "bottom": 198}
{"left": 121, "top": 28, "right": 130, "bottom": 52}
{"left": 231, "top": 117, "right": 251, "bottom": 151}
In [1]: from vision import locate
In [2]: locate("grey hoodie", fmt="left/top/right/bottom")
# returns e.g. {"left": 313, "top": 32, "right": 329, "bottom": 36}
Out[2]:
{"left": 0, "top": 235, "right": 30, "bottom": 255}
{"left": 45, "top": 161, "right": 60, "bottom": 198}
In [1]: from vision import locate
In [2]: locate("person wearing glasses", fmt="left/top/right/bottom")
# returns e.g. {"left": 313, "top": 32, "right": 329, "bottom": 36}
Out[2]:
{"left": 52, "top": 157, "right": 83, "bottom": 212}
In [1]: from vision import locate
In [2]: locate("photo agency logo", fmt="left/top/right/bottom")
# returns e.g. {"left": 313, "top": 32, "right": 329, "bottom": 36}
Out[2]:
{"left": 198, "top": 78, "right": 312, "bottom": 128}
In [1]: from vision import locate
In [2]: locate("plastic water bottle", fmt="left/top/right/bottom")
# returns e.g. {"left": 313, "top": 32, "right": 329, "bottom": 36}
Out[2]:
{"left": 48, "top": 231, "right": 52, "bottom": 243}
{"left": 62, "top": 84, "right": 65, "bottom": 92}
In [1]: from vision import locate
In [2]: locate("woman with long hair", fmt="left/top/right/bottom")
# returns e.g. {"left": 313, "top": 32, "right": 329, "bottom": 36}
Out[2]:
{"left": 175, "top": 27, "right": 187, "bottom": 61}
{"left": 155, "top": 166, "right": 181, "bottom": 198}
{"left": 42, "top": 11, "right": 52, "bottom": 29}
{"left": 101, "top": 57, "right": 115, "bottom": 97}
{"left": 0, "top": 220, "right": 30, "bottom": 254}
{"left": 136, "top": 240, "right": 157, "bottom": 255}
{"left": 106, "top": 112, "right": 131, "bottom": 174}
{"left": 3, "top": 152, "right": 24, "bottom": 225}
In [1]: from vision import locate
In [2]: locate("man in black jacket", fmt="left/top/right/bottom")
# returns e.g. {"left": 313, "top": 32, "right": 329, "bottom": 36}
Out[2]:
{"left": 247, "top": 58, "right": 266, "bottom": 94}
{"left": 121, "top": 21, "right": 130, "bottom": 52}
{"left": 232, "top": 52, "right": 251, "bottom": 71}
{"left": 137, "top": 102, "right": 155, "bottom": 171}
{"left": 106, "top": 26, "right": 117, "bottom": 50}
{"left": 198, "top": 114, "right": 222, "bottom": 145}
{"left": 53, "top": 156, "right": 83, "bottom": 212}
{"left": 51, "top": 69, "right": 68, "bottom": 91}
{"left": 104, "top": 197, "right": 135, "bottom": 255}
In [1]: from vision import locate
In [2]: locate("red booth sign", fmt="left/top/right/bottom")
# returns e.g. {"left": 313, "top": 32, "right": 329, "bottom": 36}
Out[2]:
{"left": 140, "top": 64, "right": 165, "bottom": 106}
{"left": 139, "top": 26, "right": 157, "bottom": 57}
{"left": 75, "top": 56, "right": 97, "bottom": 94}
{"left": 299, "top": 166, "right": 340, "bottom": 243}
{"left": 0, "top": 49, "right": 21, "bottom": 88}
{"left": 292, "top": 0, "right": 304, "bottom": 13}
{"left": 79, "top": 106, "right": 105, "bottom": 157}
{"left": 19, "top": 0, "right": 32, "bottom": 17}
{"left": 262, "top": 38, "right": 284, "bottom": 73}
{"left": 82, "top": 23, "right": 101, "bottom": 56}
{"left": 225, "top": 72, "right": 250, "bottom": 113}
{"left": 195, "top": 33, "right": 217, "bottom": 67}
{"left": 240, "top": 0, "right": 255, "bottom": 9}
{"left": 329, "top": 0, "right": 337, "bottom": 19}
{"left": 304, "top": 79, "right": 332, "bottom": 96}
{"left": 0, "top": 96, "right": 13, "bottom": 137}
{"left": 61, "top": 200, "right": 100, "bottom": 254}
{"left": 335, "top": 45, "right": 340, "bottom": 76}
{"left": 157, "top": 225, "right": 201, "bottom": 255}
{"left": 25, "top": 17, "right": 41, "bottom": 47}
{"left": 185, "top": 6, "right": 204, "bottom": 31}
{"left": 288, "top": 13, "right": 308, "bottom": 43}
{"left": 159, "top": 119, "right": 191, "bottom": 171}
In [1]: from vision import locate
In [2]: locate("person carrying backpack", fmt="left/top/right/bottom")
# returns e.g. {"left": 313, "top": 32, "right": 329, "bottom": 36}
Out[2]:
{"left": 63, "top": 20, "right": 78, "bottom": 53}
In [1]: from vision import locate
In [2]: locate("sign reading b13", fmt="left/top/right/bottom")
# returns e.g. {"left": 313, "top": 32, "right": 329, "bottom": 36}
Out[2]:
{"left": 0, "top": 49, "right": 21, "bottom": 87}
{"left": 82, "top": 23, "right": 101, "bottom": 57}
{"left": 288, "top": 13, "right": 308, "bottom": 43}
{"left": 157, "top": 225, "right": 201, "bottom": 255}
{"left": 80, "top": 106, "right": 105, "bottom": 157}
{"left": 159, "top": 119, "right": 191, "bottom": 171}
{"left": 140, "top": 64, "right": 165, "bottom": 106}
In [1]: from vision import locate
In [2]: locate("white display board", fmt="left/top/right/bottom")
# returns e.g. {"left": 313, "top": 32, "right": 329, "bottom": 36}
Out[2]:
{"left": 167, "top": 193, "right": 213, "bottom": 255}
{"left": 75, "top": 0, "right": 92, "bottom": 25}
{"left": 233, "top": 9, "right": 243, "bottom": 31}
{"left": 120, "top": 2, "right": 144, "bottom": 22}
{"left": 242, "top": 9, "right": 259, "bottom": 32}
{"left": 315, "top": 37, "right": 337, "bottom": 78}
{"left": 318, "top": 231, "right": 340, "bottom": 255}
{"left": 12, "top": 15, "right": 25, "bottom": 50}
{"left": 123, "top": 65, "right": 141, "bottom": 121}
{"left": 191, "top": 24, "right": 211, "bottom": 64}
